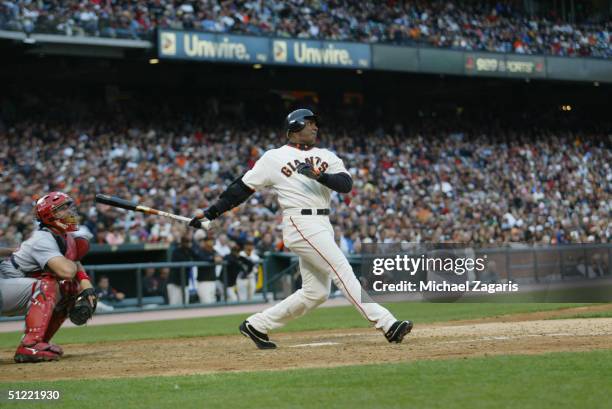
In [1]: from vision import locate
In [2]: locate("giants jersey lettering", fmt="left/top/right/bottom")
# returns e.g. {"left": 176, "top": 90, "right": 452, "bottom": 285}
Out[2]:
{"left": 280, "top": 156, "right": 329, "bottom": 177}
{"left": 242, "top": 145, "right": 349, "bottom": 210}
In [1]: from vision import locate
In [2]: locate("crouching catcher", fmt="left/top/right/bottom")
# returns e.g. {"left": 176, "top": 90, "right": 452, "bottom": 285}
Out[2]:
{"left": 0, "top": 192, "right": 97, "bottom": 363}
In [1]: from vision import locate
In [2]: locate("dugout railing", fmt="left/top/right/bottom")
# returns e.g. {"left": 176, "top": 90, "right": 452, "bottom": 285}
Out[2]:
{"left": 84, "top": 260, "right": 268, "bottom": 310}
{"left": 0, "top": 260, "right": 268, "bottom": 322}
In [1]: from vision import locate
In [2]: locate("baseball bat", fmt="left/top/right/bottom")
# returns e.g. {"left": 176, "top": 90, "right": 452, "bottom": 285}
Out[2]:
{"left": 95, "top": 194, "right": 210, "bottom": 229}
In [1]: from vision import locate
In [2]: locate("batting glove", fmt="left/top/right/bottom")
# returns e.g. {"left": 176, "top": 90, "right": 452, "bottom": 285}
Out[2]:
{"left": 189, "top": 209, "right": 214, "bottom": 229}
{"left": 296, "top": 162, "right": 321, "bottom": 180}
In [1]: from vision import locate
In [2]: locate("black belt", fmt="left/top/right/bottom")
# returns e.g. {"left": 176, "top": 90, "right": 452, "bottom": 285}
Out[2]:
{"left": 301, "top": 209, "right": 330, "bottom": 215}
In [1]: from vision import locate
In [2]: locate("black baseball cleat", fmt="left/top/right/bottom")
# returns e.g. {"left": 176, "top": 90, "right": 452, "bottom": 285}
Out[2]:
{"left": 385, "top": 320, "right": 413, "bottom": 343}
{"left": 239, "top": 320, "right": 277, "bottom": 349}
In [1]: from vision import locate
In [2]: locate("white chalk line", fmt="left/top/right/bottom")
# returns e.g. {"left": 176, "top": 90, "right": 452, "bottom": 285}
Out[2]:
{"left": 289, "top": 342, "right": 341, "bottom": 348}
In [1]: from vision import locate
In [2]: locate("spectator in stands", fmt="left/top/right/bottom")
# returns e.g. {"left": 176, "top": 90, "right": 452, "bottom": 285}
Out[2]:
{"left": 168, "top": 235, "right": 195, "bottom": 305}
{"left": 95, "top": 275, "right": 125, "bottom": 306}
{"left": 0, "top": 96, "right": 610, "bottom": 252}
{"left": 256, "top": 232, "right": 277, "bottom": 256}
{"left": 105, "top": 225, "right": 125, "bottom": 246}
{"left": 214, "top": 234, "right": 231, "bottom": 259}
{"left": 1, "top": 1, "right": 609, "bottom": 58}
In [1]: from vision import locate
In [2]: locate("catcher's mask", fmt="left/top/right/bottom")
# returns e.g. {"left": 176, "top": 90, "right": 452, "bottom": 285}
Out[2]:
{"left": 35, "top": 192, "right": 79, "bottom": 234}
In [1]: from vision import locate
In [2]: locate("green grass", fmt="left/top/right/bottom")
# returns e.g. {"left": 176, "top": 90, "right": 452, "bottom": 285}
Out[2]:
{"left": 0, "top": 302, "right": 590, "bottom": 348}
{"left": 1, "top": 350, "right": 611, "bottom": 409}
{"left": 549, "top": 310, "right": 612, "bottom": 320}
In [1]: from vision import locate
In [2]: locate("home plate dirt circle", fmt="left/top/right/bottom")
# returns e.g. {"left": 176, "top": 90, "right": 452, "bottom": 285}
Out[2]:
{"left": 1, "top": 315, "right": 612, "bottom": 382}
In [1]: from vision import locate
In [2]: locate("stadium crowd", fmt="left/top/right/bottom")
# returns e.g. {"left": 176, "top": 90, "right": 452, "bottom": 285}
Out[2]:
{"left": 0, "top": 1, "right": 610, "bottom": 58}
{"left": 0, "top": 118, "right": 610, "bottom": 253}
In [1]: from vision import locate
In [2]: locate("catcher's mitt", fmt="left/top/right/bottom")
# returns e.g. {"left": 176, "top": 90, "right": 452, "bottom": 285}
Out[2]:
{"left": 69, "top": 288, "right": 97, "bottom": 325}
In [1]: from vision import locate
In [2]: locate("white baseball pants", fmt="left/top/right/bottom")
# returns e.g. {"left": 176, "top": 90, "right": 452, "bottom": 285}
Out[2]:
{"left": 248, "top": 215, "right": 397, "bottom": 333}
{"left": 196, "top": 281, "right": 216, "bottom": 304}
{"left": 167, "top": 283, "right": 189, "bottom": 305}
{"left": 236, "top": 275, "right": 256, "bottom": 301}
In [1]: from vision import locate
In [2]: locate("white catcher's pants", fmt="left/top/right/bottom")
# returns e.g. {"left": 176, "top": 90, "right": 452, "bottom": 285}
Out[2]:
{"left": 248, "top": 215, "right": 397, "bottom": 333}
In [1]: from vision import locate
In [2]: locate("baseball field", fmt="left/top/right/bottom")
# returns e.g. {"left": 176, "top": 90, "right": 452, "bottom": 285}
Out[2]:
{"left": 1, "top": 301, "right": 611, "bottom": 409}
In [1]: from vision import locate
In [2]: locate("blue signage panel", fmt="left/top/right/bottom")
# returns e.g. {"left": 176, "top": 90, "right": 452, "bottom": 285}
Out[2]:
{"left": 158, "top": 30, "right": 371, "bottom": 69}
{"left": 269, "top": 38, "right": 371, "bottom": 69}
{"left": 158, "top": 29, "right": 612, "bottom": 83}
{"left": 158, "top": 30, "right": 269, "bottom": 64}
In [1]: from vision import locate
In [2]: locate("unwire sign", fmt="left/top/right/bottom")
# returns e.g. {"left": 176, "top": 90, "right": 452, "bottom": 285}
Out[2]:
{"left": 158, "top": 30, "right": 372, "bottom": 69}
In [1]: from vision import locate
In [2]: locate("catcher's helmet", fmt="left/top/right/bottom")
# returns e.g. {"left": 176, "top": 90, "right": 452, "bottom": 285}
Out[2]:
{"left": 35, "top": 192, "right": 79, "bottom": 233}
{"left": 285, "top": 109, "right": 317, "bottom": 135}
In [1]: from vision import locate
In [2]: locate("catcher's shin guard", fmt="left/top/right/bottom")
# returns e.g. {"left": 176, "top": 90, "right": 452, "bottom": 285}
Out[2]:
{"left": 42, "top": 280, "right": 79, "bottom": 356}
{"left": 43, "top": 306, "right": 70, "bottom": 356}
{"left": 15, "top": 276, "right": 61, "bottom": 362}
{"left": 42, "top": 311, "right": 67, "bottom": 356}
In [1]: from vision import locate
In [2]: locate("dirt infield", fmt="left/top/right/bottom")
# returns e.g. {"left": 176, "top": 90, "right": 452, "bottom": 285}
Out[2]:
{"left": 2, "top": 304, "right": 612, "bottom": 382}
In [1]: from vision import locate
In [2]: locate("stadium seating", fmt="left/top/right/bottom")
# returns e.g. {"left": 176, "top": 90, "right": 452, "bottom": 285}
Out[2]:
{"left": 0, "top": 1, "right": 609, "bottom": 58}
{"left": 1, "top": 118, "right": 609, "bottom": 251}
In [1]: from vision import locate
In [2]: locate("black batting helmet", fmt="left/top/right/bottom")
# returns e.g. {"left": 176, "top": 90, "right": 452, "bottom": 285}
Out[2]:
{"left": 285, "top": 109, "right": 317, "bottom": 135}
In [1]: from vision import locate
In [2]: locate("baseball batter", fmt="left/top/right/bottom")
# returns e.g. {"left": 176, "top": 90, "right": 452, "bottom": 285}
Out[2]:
{"left": 0, "top": 192, "right": 97, "bottom": 362}
{"left": 191, "top": 109, "right": 412, "bottom": 349}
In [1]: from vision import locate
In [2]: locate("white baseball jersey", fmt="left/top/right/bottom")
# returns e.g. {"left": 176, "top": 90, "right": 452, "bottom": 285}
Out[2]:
{"left": 242, "top": 145, "right": 349, "bottom": 209}
{"left": 0, "top": 230, "right": 62, "bottom": 278}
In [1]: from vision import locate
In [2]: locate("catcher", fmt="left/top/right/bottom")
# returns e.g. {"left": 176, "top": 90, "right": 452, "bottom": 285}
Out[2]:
{"left": 0, "top": 192, "right": 97, "bottom": 363}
